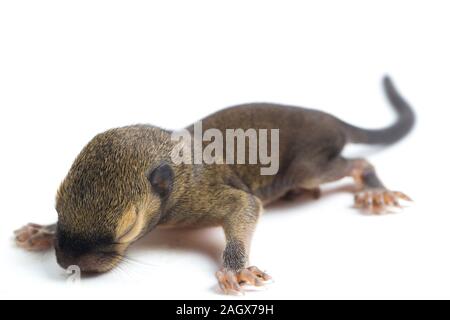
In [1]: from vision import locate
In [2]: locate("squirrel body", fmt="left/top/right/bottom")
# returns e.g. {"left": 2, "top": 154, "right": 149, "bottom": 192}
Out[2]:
{"left": 15, "top": 77, "right": 414, "bottom": 293}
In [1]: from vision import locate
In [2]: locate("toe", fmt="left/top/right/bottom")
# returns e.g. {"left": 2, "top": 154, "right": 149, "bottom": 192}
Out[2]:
{"left": 248, "top": 266, "right": 272, "bottom": 281}
{"left": 15, "top": 231, "right": 30, "bottom": 243}
{"left": 372, "top": 193, "right": 385, "bottom": 213}
{"left": 238, "top": 269, "right": 264, "bottom": 286}
{"left": 394, "top": 191, "right": 413, "bottom": 202}
{"left": 226, "top": 271, "right": 241, "bottom": 292}
{"left": 27, "top": 236, "right": 54, "bottom": 251}
{"left": 216, "top": 270, "right": 243, "bottom": 294}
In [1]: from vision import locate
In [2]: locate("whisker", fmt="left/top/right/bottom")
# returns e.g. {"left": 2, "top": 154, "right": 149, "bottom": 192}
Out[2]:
{"left": 109, "top": 267, "right": 123, "bottom": 279}
{"left": 111, "top": 252, "right": 157, "bottom": 269}
{"left": 114, "top": 259, "right": 135, "bottom": 280}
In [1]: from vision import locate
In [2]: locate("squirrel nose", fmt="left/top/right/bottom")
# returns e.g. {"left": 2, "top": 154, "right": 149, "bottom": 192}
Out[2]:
{"left": 55, "top": 248, "right": 77, "bottom": 270}
{"left": 55, "top": 247, "right": 116, "bottom": 274}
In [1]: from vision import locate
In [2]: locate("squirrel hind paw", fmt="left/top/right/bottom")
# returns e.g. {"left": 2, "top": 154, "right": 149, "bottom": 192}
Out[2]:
{"left": 354, "top": 189, "right": 412, "bottom": 214}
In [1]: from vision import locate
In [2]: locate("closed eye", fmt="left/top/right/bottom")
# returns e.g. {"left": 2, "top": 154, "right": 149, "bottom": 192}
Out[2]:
{"left": 116, "top": 207, "right": 145, "bottom": 244}
{"left": 118, "top": 215, "right": 137, "bottom": 240}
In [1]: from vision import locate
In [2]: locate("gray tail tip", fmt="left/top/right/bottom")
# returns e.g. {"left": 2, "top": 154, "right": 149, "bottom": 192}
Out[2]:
{"left": 382, "top": 75, "right": 393, "bottom": 87}
{"left": 382, "top": 75, "right": 398, "bottom": 96}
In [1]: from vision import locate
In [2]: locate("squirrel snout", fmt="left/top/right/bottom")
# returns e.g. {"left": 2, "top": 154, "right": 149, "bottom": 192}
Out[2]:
{"left": 55, "top": 246, "right": 119, "bottom": 274}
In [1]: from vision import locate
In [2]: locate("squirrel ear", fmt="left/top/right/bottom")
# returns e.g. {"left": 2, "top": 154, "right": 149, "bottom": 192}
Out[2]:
{"left": 147, "top": 163, "right": 174, "bottom": 198}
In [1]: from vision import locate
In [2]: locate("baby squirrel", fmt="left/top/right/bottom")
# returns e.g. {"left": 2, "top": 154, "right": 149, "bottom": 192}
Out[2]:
{"left": 15, "top": 76, "right": 414, "bottom": 294}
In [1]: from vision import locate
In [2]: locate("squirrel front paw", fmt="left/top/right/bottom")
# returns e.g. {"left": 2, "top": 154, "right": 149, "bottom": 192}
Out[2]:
{"left": 215, "top": 266, "right": 272, "bottom": 294}
{"left": 14, "top": 223, "right": 56, "bottom": 251}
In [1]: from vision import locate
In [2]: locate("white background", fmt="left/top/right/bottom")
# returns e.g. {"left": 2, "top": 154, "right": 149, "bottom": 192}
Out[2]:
{"left": 1, "top": 0, "right": 449, "bottom": 300}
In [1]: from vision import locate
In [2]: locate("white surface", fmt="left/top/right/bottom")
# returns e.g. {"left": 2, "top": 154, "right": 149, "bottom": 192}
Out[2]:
{"left": 1, "top": 0, "right": 449, "bottom": 300}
